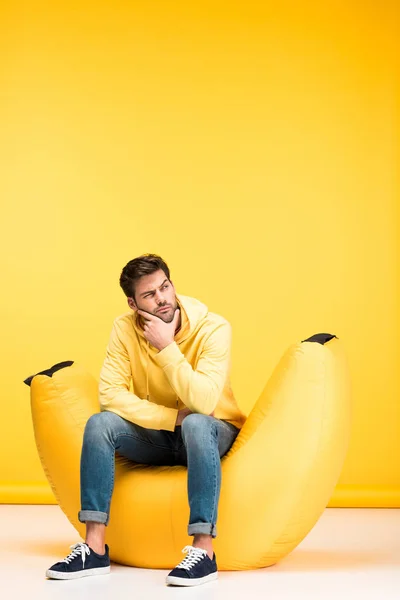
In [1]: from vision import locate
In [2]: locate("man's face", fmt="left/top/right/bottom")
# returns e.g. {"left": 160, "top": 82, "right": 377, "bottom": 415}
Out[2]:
{"left": 127, "top": 269, "right": 178, "bottom": 323}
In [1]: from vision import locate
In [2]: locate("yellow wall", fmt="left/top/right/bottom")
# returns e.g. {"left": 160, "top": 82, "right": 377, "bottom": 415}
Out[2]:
{"left": 0, "top": 1, "right": 398, "bottom": 506}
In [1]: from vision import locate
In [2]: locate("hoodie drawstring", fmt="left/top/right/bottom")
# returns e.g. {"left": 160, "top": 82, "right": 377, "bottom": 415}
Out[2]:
{"left": 146, "top": 339, "right": 179, "bottom": 408}
{"left": 146, "top": 340, "right": 150, "bottom": 401}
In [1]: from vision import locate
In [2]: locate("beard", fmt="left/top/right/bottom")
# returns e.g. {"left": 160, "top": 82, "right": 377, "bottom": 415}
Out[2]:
{"left": 154, "top": 297, "right": 178, "bottom": 323}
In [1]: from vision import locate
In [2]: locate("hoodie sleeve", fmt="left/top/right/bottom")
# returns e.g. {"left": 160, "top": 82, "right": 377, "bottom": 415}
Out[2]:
{"left": 153, "top": 321, "right": 231, "bottom": 415}
{"left": 99, "top": 319, "right": 178, "bottom": 431}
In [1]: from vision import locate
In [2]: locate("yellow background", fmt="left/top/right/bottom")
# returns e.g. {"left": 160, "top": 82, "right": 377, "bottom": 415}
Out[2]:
{"left": 0, "top": 1, "right": 398, "bottom": 506}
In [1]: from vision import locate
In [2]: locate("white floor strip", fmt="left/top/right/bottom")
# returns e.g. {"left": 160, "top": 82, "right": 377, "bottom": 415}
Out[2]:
{"left": 1, "top": 505, "right": 399, "bottom": 599}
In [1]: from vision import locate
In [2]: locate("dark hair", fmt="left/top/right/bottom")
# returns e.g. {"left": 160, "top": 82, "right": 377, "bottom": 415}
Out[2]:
{"left": 119, "top": 254, "right": 171, "bottom": 300}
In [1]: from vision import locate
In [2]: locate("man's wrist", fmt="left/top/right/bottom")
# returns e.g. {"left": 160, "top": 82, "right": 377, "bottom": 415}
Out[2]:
{"left": 157, "top": 340, "right": 174, "bottom": 352}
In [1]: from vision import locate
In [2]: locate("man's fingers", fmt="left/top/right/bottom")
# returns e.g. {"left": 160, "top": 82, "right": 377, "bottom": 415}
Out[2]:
{"left": 137, "top": 309, "right": 157, "bottom": 321}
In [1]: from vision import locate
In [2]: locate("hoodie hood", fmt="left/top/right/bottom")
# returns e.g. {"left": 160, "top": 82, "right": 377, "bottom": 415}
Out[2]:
{"left": 132, "top": 294, "right": 209, "bottom": 403}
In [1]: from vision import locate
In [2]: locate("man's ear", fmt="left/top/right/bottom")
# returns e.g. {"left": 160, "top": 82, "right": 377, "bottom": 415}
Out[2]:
{"left": 127, "top": 297, "right": 137, "bottom": 311}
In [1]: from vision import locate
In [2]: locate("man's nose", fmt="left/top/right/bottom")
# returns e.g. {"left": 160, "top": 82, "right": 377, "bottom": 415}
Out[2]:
{"left": 155, "top": 292, "right": 165, "bottom": 304}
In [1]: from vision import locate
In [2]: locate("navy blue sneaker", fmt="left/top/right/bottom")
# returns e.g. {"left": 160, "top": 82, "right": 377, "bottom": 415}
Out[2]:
{"left": 166, "top": 545, "right": 218, "bottom": 586}
{"left": 46, "top": 542, "right": 110, "bottom": 580}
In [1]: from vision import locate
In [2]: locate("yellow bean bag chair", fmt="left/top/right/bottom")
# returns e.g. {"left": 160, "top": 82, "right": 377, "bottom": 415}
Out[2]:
{"left": 25, "top": 332, "right": 351, "bottom": 570}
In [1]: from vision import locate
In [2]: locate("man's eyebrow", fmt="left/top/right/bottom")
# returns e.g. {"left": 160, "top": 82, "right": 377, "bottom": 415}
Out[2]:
{"left": 139, "top": 278, "right": 168, "bottom": 297}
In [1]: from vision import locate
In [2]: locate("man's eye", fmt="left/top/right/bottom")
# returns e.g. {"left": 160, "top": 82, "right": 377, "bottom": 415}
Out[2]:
{"left": 144, "top": 284, "right": 168, "bottom": 298}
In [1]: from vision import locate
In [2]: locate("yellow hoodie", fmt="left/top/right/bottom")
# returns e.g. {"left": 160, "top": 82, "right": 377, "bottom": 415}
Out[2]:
{"left": 99, "top": 293, "right": 247, "bottom": 432}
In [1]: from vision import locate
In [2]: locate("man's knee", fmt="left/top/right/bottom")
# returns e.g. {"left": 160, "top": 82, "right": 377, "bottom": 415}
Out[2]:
{"left": 84, "top": 411, "right": 120, "bottom": 440}
{"left": 181, "top": 413, "right": 214, "bottom": 440}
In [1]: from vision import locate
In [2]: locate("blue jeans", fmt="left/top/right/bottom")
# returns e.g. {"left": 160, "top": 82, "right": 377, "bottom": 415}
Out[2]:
{"left": 78, "top": 411, "right": 240, "bottom": 538}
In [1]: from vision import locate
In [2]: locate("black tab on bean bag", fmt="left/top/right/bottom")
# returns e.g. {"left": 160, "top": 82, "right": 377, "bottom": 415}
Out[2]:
{"left": 301, "top": 333, "right": 338, "bottom": 345}
{"left": 23, "top": 361, "right": 74, "bottom": 386}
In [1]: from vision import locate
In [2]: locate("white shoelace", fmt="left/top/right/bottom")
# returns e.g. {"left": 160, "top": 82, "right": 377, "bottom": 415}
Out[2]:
{"left": 175, "top": 546, "right": 208, "bottom": 571}
{"left": 62, "top": 543, "right": 91, "bottom": 569}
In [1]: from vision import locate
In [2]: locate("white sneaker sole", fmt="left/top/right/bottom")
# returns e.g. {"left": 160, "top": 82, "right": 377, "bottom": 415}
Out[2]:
{"left": 166, "top": 571, "right": 218, "bottom": 586}
{"left": 46, "top": 566, "right": 110, "bottom": 580}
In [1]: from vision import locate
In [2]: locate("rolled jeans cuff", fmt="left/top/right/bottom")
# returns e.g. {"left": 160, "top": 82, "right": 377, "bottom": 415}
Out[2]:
{"left": 78, "top": 510, "right": 109, "bottom": 526}
{"left": 188, "top": 522, "right": 217, "bottom": 538}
